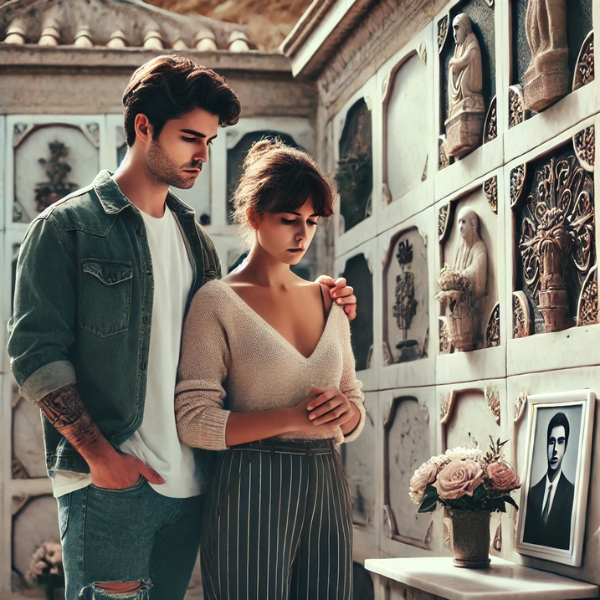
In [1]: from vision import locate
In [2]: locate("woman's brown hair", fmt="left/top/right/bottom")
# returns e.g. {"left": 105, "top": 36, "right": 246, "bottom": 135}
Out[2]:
{"left": 123, "top": 55, "right": 241, "bottom": 147}
{"left": 232, "top": 139, "right": 335, "bottom": 248}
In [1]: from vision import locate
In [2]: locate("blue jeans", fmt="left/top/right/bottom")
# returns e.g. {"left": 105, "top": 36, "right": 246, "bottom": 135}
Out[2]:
{"left": 57, "top": 477, "right": 203, "bottom": 599}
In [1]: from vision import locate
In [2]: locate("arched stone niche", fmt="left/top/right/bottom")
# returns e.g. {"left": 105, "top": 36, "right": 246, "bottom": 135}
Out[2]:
{"left": 13, "top": 123, "right": 100, "bottom": 223}
{"left": 383, "top": 396, "right": 432, "bottom": 548}
{"left": 383, "top": 227, "right": 429, "bottom": 365}
{"left": 226, "top": 130, "right": 300, "bottom": 223}
{"left": 13, "top": 496, "right": 60, "bottom": 585}
{"left": 510, "top": 0, "right": 593, "bottom": 122}
{"left": 438, "top": 1, "right": 496, "bottom": 161}
{"left": 12, "top": 388, "right": 46, "bottom": 479}
{"left": 384, "top": 52, "right": 430, "bottom": 201}
{"left": 342, "top": 253, "right": 373, "bottom": 371}
{"left": 336, "top": 98, "right": 373, "bottom": 233}
{"left": 437, "top": 182, "right": 499, "bottom": 352}
{"left": 441, "top": 388, "right": 500, "bottom": 451}
{"left": 341, "top": 393, "right": 376, "bottom": 530}
{"left": 511, "top": 129, "right": 596, "bottom": 335}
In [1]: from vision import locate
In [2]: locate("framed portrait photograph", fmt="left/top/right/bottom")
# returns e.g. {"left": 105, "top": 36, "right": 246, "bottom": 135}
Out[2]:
{"left": 516, "top": 389, "right": 596, "bottom": 567}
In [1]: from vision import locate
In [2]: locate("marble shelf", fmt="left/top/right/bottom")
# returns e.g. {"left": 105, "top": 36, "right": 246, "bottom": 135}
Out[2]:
{"left": 364, "top": 557, "right": 600, "bottom": 600}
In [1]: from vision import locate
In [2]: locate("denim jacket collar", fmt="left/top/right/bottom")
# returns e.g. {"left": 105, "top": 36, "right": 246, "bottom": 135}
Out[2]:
{"left": 93, "top": 170, "right": 195, "bottom": 216}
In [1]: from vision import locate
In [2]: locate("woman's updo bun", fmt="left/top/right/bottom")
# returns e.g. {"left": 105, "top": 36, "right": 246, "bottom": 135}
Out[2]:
{"left": 232, "top": 137, "right": 335, "bottom": 249}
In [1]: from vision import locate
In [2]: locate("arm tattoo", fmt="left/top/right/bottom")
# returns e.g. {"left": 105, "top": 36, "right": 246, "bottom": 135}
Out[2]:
{"left": 39, "top": 384, "right": 101, "bottom": 449}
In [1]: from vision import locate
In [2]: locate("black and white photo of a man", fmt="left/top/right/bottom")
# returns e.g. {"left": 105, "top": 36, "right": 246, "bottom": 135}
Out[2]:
{"left": 523, "top": 412, "right": 574, "bottom": 550}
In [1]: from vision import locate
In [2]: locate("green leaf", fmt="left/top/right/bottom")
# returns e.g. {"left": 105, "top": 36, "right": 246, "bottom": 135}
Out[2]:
{"left": 485, "top": 498, "right": 506, "bottom": 513}
{"left": 473, "top": 485, "right": 487, "bottom": 501}
{"left": 504, "top": 495, "right": 519, "bottom": 510}
{"left": 419, "top": 495, "right": 438, "bottom": 513}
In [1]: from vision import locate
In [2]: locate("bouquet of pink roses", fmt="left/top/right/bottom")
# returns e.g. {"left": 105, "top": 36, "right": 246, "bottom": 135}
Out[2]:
{"left": 409, "top": 437, "right": 521, "bottom": 513}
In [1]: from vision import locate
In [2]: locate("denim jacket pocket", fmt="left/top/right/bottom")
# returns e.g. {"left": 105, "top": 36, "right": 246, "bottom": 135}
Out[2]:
{"left": 79, "top": 259, "right": 133, "bottom": 338}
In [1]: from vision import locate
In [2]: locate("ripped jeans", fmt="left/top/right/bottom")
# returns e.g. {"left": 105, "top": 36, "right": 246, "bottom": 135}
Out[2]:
{"left": 57, "top": 478, "right": 203, "bottom": 599}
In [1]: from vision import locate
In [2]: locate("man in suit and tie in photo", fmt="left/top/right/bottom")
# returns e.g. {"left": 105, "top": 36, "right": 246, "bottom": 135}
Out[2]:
{"left": 523, "top": 412, "right": 575, "bottom": 550}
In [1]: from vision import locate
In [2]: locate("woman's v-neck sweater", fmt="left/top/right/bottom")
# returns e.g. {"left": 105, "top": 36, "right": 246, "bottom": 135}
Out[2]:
{"left": 175, "top": 279, "right": 365, "bottom": 450}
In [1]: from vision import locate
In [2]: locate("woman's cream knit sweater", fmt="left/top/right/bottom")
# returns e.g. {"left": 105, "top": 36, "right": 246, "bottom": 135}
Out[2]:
{"left": 175, "top": 279, "right": 365, "bottom": 451}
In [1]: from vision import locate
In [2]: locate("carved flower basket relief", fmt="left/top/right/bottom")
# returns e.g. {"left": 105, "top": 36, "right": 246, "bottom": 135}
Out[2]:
{"left": 519, "top": 154, "right": 595, "bottom": 332}
{"left": 410, "top": 439, "right": 520, "bottom": 568}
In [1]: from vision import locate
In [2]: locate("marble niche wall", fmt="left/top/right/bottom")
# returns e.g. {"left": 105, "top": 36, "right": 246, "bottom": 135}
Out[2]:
{"left": 304, "top": 0, "right": 600, "bottom": 596}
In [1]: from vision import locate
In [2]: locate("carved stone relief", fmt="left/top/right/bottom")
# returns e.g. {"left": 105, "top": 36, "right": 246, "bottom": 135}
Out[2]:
{"left": 341, "top": 395, "right": 376, "bottom": 530}
{"left": 510, "top": 164, "right": 527, "bottom": 207}
{"left": 335, "top": 99, "right": 373, "bottom": 232}
{"left": 439, "top": 136, "right": 453, "bottom": 170}
{"left": 436, "top": 207, "right": 488, "bottom": 352}
{"left": 383, "top": 397, "right": 432, "bottom": 547}
{"left": 385, "top": 52, "right": 430, "bottom": 201}
{"left": 574, "top": 125, "right": 595, "bottom": 172}
{"left": 13, "top": 124, "right": 99, "bottom": 224}
{"left": 438, "top": 203, "right": 451, "bottom": 240}
{"left": 516, "top": 140, "right": 595, "bottom": 333}
{"left": 523, "top": 0, "right": 569, "bottom": 112}
{"left": 514, "top": 392, "right": 528, "bottom": 423}
{"left": 384, "top": 229, "right": 429, "bottom": 364}
{"left": 444, "top": 389, "right": 500, "bottom": 452}
{"left": 578, "top": 265, "right": 598, "bottom": 326}
{"left": 342, "top": 254, "right": 373, "bottom": 371}
{"left": 485, "top": 302, "right": 500, "bottom": 347}
{"left": 438, "top": 15, "right": 449, "bottom": 54}
{"left": 483, "top": 95, "right": 497, "bottom": 143}
{"left": 439, "top": 317, "right": 452, "bottom": 355}
{"left": 573, "top": 31, "right": 594, "bottom": 91}
{"left": 512, "top": 291, "right": 532, "bottom": 338}
{"left": 485, "top": 387, "right": 501, "bottom": 425}
{"left": 444, "top": 14, "right": 485, "bottom": 159}
{"left": 13, "top": 389, "right": 46, "bottom": 479}
{"left": 508, "top": 85, "right": 530, "bottom": 129}
{"left": 227, "top": 130, "right": 299, "bottom": 224}
{"left": 484, "top": 176, "right": 498, "bottom": 214}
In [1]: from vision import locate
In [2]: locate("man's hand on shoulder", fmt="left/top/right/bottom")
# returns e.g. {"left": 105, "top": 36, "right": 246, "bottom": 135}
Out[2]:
{"left": 316, "top": 275, "right": 357, "bottom": 320}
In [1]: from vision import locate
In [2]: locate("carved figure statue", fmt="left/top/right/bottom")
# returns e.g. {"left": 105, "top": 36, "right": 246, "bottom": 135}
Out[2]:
{"left": 523, "top": 0, "right": 569, "bottom": 112}
{"left": 444, "top": 14, "right": 485, "bottom": 159}
{"left": 436, "top": 207, "right": 488, "bottom": 351}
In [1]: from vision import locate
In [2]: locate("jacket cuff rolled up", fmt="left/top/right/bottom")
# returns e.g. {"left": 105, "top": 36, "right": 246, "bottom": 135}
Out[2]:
{"left": 19, "top": 360, "right": 76, "bottom": 404}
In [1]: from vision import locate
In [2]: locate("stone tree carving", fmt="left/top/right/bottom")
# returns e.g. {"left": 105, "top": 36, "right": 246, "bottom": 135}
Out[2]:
{"left": 436, "top": 207, "right": 488, "bottom": 351}
{"left": 393, "top": 240, "right": 420, "bottom": 361}
{"left": 519, "top": 153, "right": 594, "bottom": 332}
{"left": 445, "top": 14, "right": 485, "bottom": 159}
{"left": 523, "top": 0, "right": 569, "bottom": 112}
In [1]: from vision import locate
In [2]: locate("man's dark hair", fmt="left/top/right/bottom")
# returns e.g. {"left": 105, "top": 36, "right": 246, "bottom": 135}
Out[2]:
{"left": 123, "top": 55, "right": 241, "bottom": 147}
{"left": 547, "top": 412, "right": 570, "bottom": 447}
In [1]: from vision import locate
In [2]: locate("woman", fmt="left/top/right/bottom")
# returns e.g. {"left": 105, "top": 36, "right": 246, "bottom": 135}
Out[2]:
{"left": 175, "top": 139, "right": 365, "bottom": 600}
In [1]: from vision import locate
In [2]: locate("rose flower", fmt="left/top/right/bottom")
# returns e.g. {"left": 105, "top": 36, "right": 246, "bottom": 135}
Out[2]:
{"left": 485, "top": 461, "right": 521, "bottom": 492}
{"left": 410, "top": 460, "right": 438, "bottom": 495}
{"left": 433, "top": 458, "right": 483, "bottom": 500}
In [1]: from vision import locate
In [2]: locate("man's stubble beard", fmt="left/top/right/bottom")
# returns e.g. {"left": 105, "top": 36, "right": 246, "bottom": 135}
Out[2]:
{"left": 146, "top": 136, "right": 201, "bottom": 190}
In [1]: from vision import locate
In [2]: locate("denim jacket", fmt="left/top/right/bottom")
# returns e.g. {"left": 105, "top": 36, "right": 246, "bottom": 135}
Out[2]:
{"left": 7, "top": 170, "right": 221, "bottom": 475}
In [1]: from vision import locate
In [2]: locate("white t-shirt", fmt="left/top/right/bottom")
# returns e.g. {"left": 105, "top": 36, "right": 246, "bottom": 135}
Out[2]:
{"left": 52, "top": 206, "right": 201, "bottom": 498}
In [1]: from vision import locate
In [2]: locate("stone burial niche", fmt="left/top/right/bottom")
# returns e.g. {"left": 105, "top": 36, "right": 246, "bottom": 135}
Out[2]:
{"left": 12, "top": 122, "right": 100, "bottom": 224}
{"left": 511, "top": 126, "right": 596, "bottom": 336}
{"left": 438, "top": 0, "right": 496, "bottom": 168}
{"left": 509, "top": 0, "right": 594, "bottom": 127}
{"left": 383, "top": 228, "right": 429, "bottom": 365}
{"left": 383, "top": 395, "right": 433, "bottom": 548}
{"left": 437, "top": 178, "right": 499, "bottom": 353}
{"left": 335, "top": 98, "right": 373, "bottom": 233}
{"left": 341, "top": 253, "right": 374, "bottom": 371}
{"left": 383, "top": 47, "right": 430, "bottom": 204}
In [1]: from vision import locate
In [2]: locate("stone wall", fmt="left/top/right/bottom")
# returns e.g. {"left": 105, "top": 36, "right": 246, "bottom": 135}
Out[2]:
{"left": 313, "top": 0, "right": 600, "bottom": 597}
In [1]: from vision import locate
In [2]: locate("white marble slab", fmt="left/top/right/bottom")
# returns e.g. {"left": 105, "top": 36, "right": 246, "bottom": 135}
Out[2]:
{"left": 364, "top": 557, "right": 600, "bottom": 600}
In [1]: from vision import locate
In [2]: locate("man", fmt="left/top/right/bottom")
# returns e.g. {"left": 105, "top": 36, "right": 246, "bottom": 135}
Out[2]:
{"left": 523, "top": 412, "right": 575, "bottom": 550}
{"left": 8, "top": 56, "right": 356, "bottom": 599}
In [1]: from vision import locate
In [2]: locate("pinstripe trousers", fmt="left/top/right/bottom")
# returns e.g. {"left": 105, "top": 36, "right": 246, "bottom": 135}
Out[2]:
{"left": 200, "top": 438, "right": 353, "bottom": 600}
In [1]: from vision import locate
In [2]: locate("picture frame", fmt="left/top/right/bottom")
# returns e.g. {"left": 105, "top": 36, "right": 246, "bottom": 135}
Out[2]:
{"left": 515, "top": 389, "right": 596, "bottom": 567}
